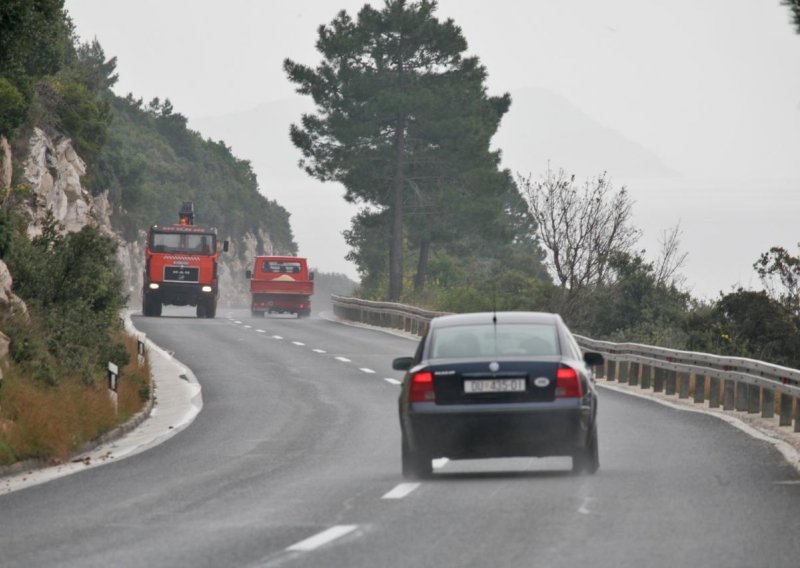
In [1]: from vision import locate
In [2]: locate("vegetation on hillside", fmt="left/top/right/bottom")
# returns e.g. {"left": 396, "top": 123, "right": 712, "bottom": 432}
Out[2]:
{"left": 0, "top": 210, "right": 149, "bottom": 465}
{"left": 0, "top": 1, "right": 295, "bottom": 466}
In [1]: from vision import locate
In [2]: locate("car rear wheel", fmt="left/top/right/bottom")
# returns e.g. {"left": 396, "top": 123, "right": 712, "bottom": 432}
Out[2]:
{"left": 402, "top": 435, "right": 433, "bottom": 479}
{"left": 572, "top": 425, "right": 599, "bottom": 475}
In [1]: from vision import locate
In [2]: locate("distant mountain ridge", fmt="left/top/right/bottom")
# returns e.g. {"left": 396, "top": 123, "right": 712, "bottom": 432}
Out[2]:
{"left": 193, "top": 87, "right": 678, "bottom": 186}
{"left": 495, "top": 87, "right": 679, "bottom": 179}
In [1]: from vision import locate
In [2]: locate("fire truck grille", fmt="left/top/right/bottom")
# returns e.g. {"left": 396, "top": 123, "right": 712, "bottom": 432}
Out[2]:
{"left": 164, "top": 266, "right": 199, "bottom": 282}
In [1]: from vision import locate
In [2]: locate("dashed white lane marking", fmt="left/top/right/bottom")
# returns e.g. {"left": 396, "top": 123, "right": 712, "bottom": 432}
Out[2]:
{"left": 243, "top": 325, "right": 252, "bottom": 329}
{"left": 335, "top": 356, "right": 351, "bottom": 363}
{"left": 359, "top": 367, "right": 376, "bottom": 374}
{"left": 578, "top": 496, "right": 593, "bottom": 515}
{"left": 382, "top": 482, "right": 420, "bottom": 499}
{"left": 272, "top": 335, "right": 283, "bottom": 340}
{"left": 292, "top": 341, "right": 306, "bottom": 346}
{"left": 234, "top": 320, "right": 242, "bottom": 324}
{"left": 432, "top": 458, "right": 449, "bottom": 469}
{"left": 256, "top": 329, "right": 265, "bottom": 333}
{"left": 312, "top": 349, "right": 327, "bottom": 354}
{"left": 286, "top": 525, "right": 359, "bottom": 552}
{"left": 384, "top": 378, "right": 401, "bottom": 385}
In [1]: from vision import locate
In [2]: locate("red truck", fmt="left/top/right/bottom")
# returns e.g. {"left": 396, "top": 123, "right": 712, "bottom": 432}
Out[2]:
{"left": 142, "top": 202, "right": 228, "bottom": 318}
{"left": 247, "top": 256, "right": 314, "bottom": 317}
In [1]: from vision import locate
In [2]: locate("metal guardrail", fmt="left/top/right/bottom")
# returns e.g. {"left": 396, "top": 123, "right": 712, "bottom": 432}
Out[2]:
{"left": 331, "top": 295, "right": 800, "bottom": 432}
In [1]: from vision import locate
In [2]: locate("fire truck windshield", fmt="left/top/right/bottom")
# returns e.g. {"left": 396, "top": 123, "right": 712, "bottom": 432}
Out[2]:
{"left": 151, "top": 232, "right": 216, "bottom": 255}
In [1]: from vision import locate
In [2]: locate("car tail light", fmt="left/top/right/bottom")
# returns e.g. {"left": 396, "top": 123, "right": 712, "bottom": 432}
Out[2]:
{"left": 555, "top": 366, "right": 583, "bottom": 398}
{"left": 409, "top": 371, "right": 435, "bottom": 402}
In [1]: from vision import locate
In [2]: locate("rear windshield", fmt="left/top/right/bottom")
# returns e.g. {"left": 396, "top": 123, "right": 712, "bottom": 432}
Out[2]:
{"left": 150, "top": 232, "right": 215, "bottom": 255}
{"left": 430, "top": 323, "right": 559, "bottom": 359}
{"left": 261, "top": 261, "right": 303, "bottom": 274}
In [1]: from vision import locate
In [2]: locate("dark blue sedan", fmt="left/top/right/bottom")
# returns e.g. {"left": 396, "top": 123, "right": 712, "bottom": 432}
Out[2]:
{"left": 393, "top": 312, "right": 604, "bottom": 478}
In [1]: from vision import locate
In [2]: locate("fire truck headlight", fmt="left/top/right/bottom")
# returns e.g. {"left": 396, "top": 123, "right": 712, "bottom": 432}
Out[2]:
{"left": 201, "top": 286, "right": 213, "bottom": 293}
{"left": 148, "top": 283, "right": 160, "bottom": 290}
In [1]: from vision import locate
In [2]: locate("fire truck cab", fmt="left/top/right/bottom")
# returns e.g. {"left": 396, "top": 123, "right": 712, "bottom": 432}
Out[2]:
{"left": 142, "top": 202, "right": 228, "bottom": 318}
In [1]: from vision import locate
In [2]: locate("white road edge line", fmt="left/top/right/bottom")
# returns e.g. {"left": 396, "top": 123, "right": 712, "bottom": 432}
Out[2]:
{"left": 384, "top": 378, "right": 401, "bottom": 385}
{"left": 272, "top": 335, "right": 283, "bottom": 340}
{"left": 286, "top": 525, "right": 359, "bottom": 552}
{"left": 233, "top": 320, "right": 242, "bottom": 324}
{"left": 312, "top": 349, "right": 327, "bottom": 354}
{"left": 292, "top": 341, "right": 305, "bottom": 346}
{"left": 382, "top": 482, "right": 420, "bottom": 499}
{"left": 256, "top": 329, "right": 265, "bottom": 333}
{"left": 335, "top": 356, "right": 351, "bottom": 363}
{"left": 359, "top": 368, "right": 376, "bottom": 374}
{"left": 578, "top": 496, "right": 593, "bottom": 515}
{"left": 243, "top": 325, "right": 252, "bottom": 329}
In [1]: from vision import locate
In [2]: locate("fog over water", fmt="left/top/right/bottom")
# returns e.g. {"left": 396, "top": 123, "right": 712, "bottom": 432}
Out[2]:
{"left": 65, "top": 0, "right": 800, "bottom": 299}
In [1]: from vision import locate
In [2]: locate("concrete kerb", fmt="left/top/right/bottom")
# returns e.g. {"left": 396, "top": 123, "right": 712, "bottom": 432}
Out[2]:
{"left": 0, "top": 311, "right": 203, "bottom": 495}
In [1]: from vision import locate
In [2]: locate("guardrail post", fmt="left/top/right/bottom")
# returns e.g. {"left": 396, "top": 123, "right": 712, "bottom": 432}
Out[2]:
{"left": 735, "top": 383, "right": 748, "bottom": 411}
{"left": 723, "top": 380, "right": 735, "bottom": 410}
{"left": 694, "top": 374, "right": 706, "bottom": 404}
{"left": 794, "top": 398, "right": 800, "bottom": 433}
{"left": 747, "top": 385, "right": 760, "bottom": 414}
{"left": 665, "top": 370, "right": 676, "bottom": 395}
{"left": 629, "top": 362, "right": 640, "bottom": 386}
{"left": 641, "top": 365, "right": 652, "bottom": 389}
{"left": 618, "top": 361, "right": 629, "bottom": 384}
{"left": 678, "top": 372, "right": 689, "bottom": 398}
{"left": 653, "top": 367, "right": 665, "bottom": 393}
{"left": 607, "top": 360, "right": 617, "bottom": 381}
{"left": 779, "top": 394, "right": 793, "bottom": 426}
{"left": 708, "top": 377, "right": 720, "bottom": 408}
{"left": 761, "top": 389, "right": 775, "bottom": 418}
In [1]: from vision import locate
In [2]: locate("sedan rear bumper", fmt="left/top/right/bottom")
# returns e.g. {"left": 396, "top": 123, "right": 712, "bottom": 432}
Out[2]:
{"left": 403, "top": 401, "right": 593, "bottom": 460}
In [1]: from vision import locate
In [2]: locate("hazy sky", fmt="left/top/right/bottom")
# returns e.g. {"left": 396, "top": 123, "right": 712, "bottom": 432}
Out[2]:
{"left": 65, "top": 0, "right": 800, "bottom": 298}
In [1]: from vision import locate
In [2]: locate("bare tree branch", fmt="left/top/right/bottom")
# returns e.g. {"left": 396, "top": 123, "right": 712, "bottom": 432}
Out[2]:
{"left": 519, "top": 167, "right": 640, "bottom": 297}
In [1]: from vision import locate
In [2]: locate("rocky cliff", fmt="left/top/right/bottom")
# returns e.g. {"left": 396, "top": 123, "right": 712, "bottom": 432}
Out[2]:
{"left": 3, "top": 128, "right": 278, "bottom": 310}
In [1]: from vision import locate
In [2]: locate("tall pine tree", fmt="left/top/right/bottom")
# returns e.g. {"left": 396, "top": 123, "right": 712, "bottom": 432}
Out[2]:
{"left": 285, "top": 0, "right": 512, "bottom": 300}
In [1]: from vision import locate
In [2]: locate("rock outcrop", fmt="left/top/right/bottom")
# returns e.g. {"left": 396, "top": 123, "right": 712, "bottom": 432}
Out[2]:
{"left": 22, "top": 128, "right": 94, "bottom": 236}
{"left": 9, "top": 128, "right": 278, "bottom": 310}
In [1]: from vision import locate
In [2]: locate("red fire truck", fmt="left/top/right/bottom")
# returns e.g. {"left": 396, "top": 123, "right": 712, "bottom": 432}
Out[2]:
{"left": 246, "top": 256, "right": 314, "bottom": 317}
{"left": 142, "top": 202, "right": 228, "bottom": 318}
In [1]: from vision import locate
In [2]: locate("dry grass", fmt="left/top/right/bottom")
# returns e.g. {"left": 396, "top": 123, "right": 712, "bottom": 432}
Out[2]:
{"left": 0, "top": 331, "right": 152, "bottom": 467}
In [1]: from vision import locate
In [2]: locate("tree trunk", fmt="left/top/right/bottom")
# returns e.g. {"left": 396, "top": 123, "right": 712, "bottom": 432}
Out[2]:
{"left": 414, "top": 240, "right": 430, "bottom": 293}
{"left": 388, "top": 118, "right": 406, "bottom": 302}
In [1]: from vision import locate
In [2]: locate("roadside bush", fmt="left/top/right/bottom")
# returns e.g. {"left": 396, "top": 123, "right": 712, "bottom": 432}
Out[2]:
{"left": 0, "top": 77, "right": 27, "bottom": 136}
{"left": 6, "top": 212, "right": 126, "bottom": 384}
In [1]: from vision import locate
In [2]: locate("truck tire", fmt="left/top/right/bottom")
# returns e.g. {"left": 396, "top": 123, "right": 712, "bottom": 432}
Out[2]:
{"left": 196, "top": 303, "right": 206, "bottom": 318}
{"left": 143, "top": 294, "right": 161, "bottom": 317}
{"left": 206, "top": 299, "right": 217, "bottom": 319}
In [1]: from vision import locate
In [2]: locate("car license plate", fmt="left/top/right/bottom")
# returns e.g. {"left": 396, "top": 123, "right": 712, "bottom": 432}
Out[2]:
{"left": 464, "top": 378, "right": 526, "bottom": 394}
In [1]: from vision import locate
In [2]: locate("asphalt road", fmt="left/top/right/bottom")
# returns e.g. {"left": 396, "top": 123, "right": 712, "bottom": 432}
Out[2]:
{"left": 1, "top": 308, "right": 799, "bottom": 568}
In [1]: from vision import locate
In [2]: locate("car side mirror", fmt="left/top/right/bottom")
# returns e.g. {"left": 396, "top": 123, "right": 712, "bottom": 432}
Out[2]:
{"left": 392, "top": 357, "right": 414, "bottom": 371}
{"left": 245, "top": 269, "right": 252, "bottom": 279}
{"left": 223, "top": 240, "right": 229, "bottom": 253}
{"left": 583, "top": 351, "right": 604, "bottom": 367}
{"left": 309, "top": 271, "right": 315, "bottom": 281}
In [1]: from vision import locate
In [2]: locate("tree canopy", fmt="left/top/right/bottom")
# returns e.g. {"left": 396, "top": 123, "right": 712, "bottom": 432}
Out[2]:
{"left": 285, "top": 0, "right": 524, "bottom": 300}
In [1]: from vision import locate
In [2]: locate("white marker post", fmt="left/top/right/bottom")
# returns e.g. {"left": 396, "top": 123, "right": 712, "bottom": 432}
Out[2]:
{"left": 137, "top": 336, "right": 146, "bottom": 367}
{"left": 108, "top": 362, "right": 119, "bottom": 415}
